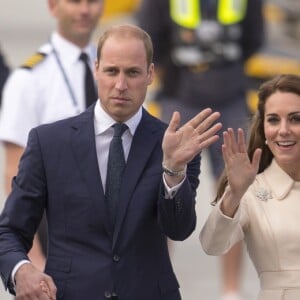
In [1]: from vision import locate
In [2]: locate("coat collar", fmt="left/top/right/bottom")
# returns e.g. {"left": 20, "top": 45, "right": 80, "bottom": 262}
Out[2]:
{"left": 257, "top": 159, "right": 295, "bottom": 201}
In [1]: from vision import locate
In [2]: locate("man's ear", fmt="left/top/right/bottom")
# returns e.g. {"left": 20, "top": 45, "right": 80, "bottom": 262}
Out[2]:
{"left": 94, "top": 61, "right": 99, "bottom": 76}
{"left": 147, "top": 63, "right": 155, "bottom": 85}
{"left": 48, "top": 0, "right": 57, "bottom": 17}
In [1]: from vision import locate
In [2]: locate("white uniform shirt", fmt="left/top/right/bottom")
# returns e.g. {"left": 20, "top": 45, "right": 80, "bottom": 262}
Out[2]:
{"left": 0, "top": 32, "right": 97, "bottom": 147}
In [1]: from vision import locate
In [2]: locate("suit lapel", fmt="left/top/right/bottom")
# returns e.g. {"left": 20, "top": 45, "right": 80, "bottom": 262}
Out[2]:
{"left": 112, "top": 110, "right": 164, "bottom": 248}
{"left": 70, "top": 106, "right": 111, "bottom": 236}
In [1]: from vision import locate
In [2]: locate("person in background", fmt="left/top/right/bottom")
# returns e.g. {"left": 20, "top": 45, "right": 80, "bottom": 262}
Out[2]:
{"left": 0, "top": 47, "right": 10, "bottom": 106}
{"left": 0, "top": 0, "right": 103, "bottom": 272}
{"left": 0, "top": 24, "right": 221, "bottom": 300}
{"left": 137, "top": 1, "right": 265, "bottom": 299}
{"left": 200, "top": 74, "right": 300, "bottom": 300}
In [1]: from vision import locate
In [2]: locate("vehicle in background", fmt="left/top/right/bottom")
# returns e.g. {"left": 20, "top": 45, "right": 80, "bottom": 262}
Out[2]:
{"left": 102, "top": 0, "right": 141, "bottom": 21}
{"left": 246, "top": 0, "right": 300, "bottom": 113}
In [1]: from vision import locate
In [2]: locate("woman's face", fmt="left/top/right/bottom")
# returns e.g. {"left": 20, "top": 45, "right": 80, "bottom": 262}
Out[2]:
{"left": 264, "top": 91, "right": 300, "bottom": 179}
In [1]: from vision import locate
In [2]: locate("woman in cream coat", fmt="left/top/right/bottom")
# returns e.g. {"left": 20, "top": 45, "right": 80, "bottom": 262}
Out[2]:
{"left": 200, "top": 74, "right": 300, "bottom": 300}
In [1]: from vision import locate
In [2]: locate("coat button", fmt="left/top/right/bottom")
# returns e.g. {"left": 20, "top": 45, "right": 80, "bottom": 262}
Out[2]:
{"left": 113, "top": 254, "right": 120, "bottom": 262}
{"left": 104, "top": 291, "right": 112, "bottom": 298}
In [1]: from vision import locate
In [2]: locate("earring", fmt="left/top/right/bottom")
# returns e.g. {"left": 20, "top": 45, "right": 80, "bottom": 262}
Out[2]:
{"left": 265, "top": 140, "right": 268, "bottom": 145}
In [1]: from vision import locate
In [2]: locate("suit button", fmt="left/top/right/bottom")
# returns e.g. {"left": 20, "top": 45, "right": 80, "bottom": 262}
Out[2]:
{"left": 113, "top": 254, "right": 120, "bottom": 262}
{"left": 111, "top": 292, "right": 118, "bottom": 299}
{"left": 104, "top": 291, "right": 111, "bottom": 298}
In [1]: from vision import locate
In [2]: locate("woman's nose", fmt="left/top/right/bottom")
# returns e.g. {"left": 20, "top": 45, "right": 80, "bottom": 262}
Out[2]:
{"left": 279, "top": 121, "right": 290, "bottom": 135}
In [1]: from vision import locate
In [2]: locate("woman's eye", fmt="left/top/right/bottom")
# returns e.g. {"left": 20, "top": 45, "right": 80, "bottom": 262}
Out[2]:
{"left": 290, "top": 115, "right": 300, "bottom": 123}
{"left": 266, "top": 117, "right": 279, "bottom": 124}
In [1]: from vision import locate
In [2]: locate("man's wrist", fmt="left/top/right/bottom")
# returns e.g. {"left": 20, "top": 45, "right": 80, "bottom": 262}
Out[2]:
{"left": 12, "top": 260, "right": 31, "bottom": 286}
{"left": 162, "top": 163, "right": 187, "bottom": 177}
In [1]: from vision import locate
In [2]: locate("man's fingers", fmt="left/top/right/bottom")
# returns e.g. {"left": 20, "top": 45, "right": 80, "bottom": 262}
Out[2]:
{"left": 198, "top": 122, "right": 222, "bottom": 143}
{"left": 199, "top": 134, "right": 220, "bottom": 150}
{"left": 167, "top": 111, "right": 181, "bottom": 133}
{"left": 41, "top": 278, "right": 57, "bottom": 300}
{"left": 40, "top": 280, "right": 50, "bottom": 296}
{"left": 47, "top": 278, "right": 57, "bottom": 300}
{"left": 189, "top": 108, "right": 213, "bottom": 128}
{"left": 189, "top": 108, "right": 220, "bottom": 131}
{"left": 195, "top": 111, "right": 221, "bottom": 134}
{"left": 169, "top": 108, "right": 220, "bottom": 136}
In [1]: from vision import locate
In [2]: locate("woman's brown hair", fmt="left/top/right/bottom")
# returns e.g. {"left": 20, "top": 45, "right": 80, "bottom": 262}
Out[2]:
{"left": 213, "top": 74, "right": 300, "bottom": 204}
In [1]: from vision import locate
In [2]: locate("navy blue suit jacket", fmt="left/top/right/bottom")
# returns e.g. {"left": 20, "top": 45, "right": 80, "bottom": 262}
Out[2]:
{"left": 0, "top": 105, "right": 200, "bottom": 300}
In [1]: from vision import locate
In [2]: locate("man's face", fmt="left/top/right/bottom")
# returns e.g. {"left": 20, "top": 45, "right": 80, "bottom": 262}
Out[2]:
{"left": 49, "top": 0, "right": 103, "bottom": 47}
{"left": 95, "top": 35, "right": 154, "bottom": 122}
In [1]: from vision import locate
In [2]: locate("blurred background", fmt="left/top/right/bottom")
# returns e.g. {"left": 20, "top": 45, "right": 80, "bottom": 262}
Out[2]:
{"left": 0, "top": 1, "right": 299, "bottom": 299}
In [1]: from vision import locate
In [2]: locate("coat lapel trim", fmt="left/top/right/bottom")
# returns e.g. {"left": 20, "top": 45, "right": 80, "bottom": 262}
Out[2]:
{"left": 70, "top": 106, "right": 111, "bottom": 236}
{"left": 112, "top": 111, "right": 165, "bottom": 248}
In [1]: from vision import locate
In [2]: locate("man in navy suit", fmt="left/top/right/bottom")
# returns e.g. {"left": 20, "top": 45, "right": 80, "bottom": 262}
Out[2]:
{"left": 0, "top": 24, "right": 221, "bottom": 300}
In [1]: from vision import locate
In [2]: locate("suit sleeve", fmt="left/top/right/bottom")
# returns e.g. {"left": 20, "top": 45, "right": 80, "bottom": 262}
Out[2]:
{"left": 157, "top": 154, "right": 200, "bottom": 241}
{"left": 0, "top": 128, "right": 46, "bottom": 292}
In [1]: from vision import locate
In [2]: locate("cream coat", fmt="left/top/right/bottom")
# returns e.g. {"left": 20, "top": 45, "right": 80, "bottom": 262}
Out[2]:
{"left": 200, "top": 159, "right": 300, "bottom": 300}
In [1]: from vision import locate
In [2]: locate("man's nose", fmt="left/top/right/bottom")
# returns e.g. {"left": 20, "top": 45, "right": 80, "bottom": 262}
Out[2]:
{"left": 79, "top": 0, "right": 90, "bottom": 13}
{"left": 115, "top": 74, "right": 128, "bottom": 91}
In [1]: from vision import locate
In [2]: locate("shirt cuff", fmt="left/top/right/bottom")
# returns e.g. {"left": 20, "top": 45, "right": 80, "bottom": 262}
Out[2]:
{"left": 163, "top": 173, "right": 186, "bottom": 199}
{"left": 11, "top": 260, "right": 31, "bottom": 286}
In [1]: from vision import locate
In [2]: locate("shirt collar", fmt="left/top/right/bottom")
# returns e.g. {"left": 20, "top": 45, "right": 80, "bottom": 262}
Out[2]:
{"left": 50, "top": 32, "right": 96, "bottom": 64}
{"left": 93, "top": 101, "right": 142, "bottom": 136}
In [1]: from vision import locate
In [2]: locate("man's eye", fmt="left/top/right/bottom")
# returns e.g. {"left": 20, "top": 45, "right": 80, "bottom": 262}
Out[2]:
{"left": 105, "top": 69, "right": 117, "bottom": 75}
{"left": 128, "top": 70, "right": 139, "bottom": 76}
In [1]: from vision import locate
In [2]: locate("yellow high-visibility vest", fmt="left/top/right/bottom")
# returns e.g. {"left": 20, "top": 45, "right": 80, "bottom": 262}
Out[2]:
{"left": 170, "top": 0, "right": 247, "bottom": 29}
